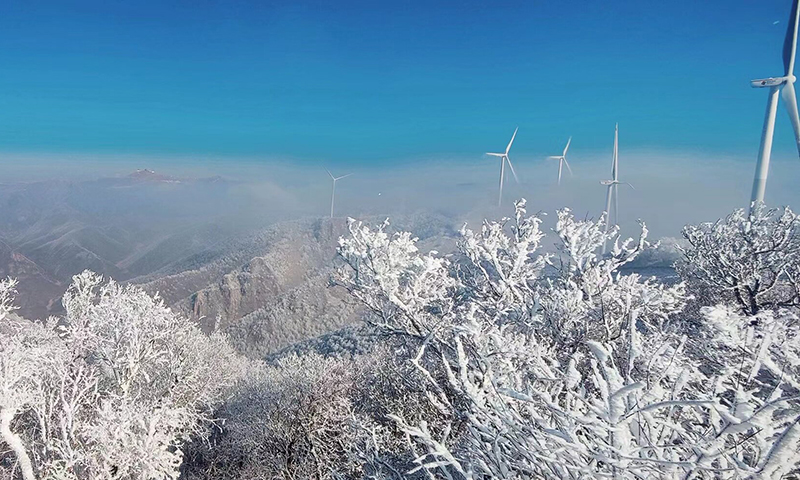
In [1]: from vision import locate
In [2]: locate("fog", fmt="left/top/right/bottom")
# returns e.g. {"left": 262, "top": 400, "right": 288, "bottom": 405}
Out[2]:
{"left": 3, "top": 148, "right": 798, "bottom": 240}
{"left": 1, "top": 147, "right": 798, "bottom": 320}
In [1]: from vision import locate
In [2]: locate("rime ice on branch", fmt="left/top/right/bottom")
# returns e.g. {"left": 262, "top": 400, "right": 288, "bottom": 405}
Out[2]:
{"left": 337, "top": 199, "right": 800, "bottom": 479}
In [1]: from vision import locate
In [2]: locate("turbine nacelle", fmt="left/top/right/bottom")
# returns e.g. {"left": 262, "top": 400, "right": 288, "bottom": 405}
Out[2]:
{"left": 600, "top": 179, "right": 634, "bottom": 189}
{"left": 485, "top": 151, "right": 518, "bottom": 182}
{"left": 751, "top": 76, "right": 792, "bottom": 88}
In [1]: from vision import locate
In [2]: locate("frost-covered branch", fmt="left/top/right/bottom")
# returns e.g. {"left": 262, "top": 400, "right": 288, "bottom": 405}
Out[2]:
{"left": 336, "top": 200, "right": 800, "bottom": 479}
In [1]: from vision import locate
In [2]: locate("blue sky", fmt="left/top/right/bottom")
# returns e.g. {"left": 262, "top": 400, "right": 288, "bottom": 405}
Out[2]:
{"left": 0, "top": 0, "right": 798, "bottom": 163}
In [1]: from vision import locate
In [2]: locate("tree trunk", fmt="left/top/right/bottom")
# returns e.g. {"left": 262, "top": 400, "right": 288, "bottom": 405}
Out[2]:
{"left": 733, "top": 285, "right": 750, "bottom": 316}
{"left": 746, "top": 281, "right": 760, "bottom": 316}
{"left": 0, "top": 407, "right": 36, "bottom": 480}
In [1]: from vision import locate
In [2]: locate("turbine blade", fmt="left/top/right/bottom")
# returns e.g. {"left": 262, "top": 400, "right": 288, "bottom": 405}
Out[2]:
{"left": 486, "top": 152, "right": 505, "bottom": 157}
{"left": 563, "top": 157, "right": 573, "bottom": 176}
{"left": 336, "top": 173, "right": 353, "bottom": 181}
{"left": 612, "top": 123, "right": 619, "bottom": 181}
{"left": 613, "top": 184, "right": 619, "bottom": 226}
{"left": 546, "top": 156, "right": 563, "bottom": 160}
{"left": 784, "top": 0, "right": 800, "bottom": 75}
{"left": 505, "top": 156, "right": 519, "bottom": 183}
{"left": 782, "top": 81, "right": 800, "bottom": 156}
{"left": 625, "top": 182, "right": 636, "bottom": 190}
{"left": 557, "top": 159, "right": 562, "bottom": 185}
{"left": 505, "top": 127, "right": 518, "bottom": 155}
{"left": 498, "top": 154, "right": 505, "bottom": 206}
{"left": 326, "top": 168, "right": 335, "bottom": 180}
{"left": 563, "top": 136, "right": 572, "bottom": 156}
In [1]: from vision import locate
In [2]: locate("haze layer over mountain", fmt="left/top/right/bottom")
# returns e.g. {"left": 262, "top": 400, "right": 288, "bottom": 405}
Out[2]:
{"left": 1, "top": 152, "right": 797, "bottom": 353}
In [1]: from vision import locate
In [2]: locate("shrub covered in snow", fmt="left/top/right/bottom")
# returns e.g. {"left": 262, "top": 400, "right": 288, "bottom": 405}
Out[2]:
{"left": 678, "top": 203, "right": 800, "bottom": 315}
{"left": 182, "top": 352, "right": 366, "bottom": 479}
{"left": 0, "top": 272, "right": 245, "bottom": 480}
{"left": 2, "top": 200, "right": 799, "bottom": 479}
{"left": 336, "top": 199, "right": 800, "bottom": 479}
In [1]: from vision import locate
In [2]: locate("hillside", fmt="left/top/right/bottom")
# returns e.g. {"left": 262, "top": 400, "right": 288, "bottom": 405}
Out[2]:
{"left": 0, "top": 172, "right": 249, "bottom": 318}
{"left": 132, "top": 214, "right": 458, "bottom": 357}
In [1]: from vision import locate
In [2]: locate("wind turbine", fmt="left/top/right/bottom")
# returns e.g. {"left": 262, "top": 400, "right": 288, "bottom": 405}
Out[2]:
{"left": 749, "top": 0, "right": 800, "bottom": 212}
{"left": 546, "top": 137, "right": 574, "bottom": 185}
{"left": 486, "top": 127, "right": 520, "bottom": 206}
{"left": 326, "top": 169, "right": 352, "bottom": 218}
{"left": 600, "top": 124, "right": 634, "bottom": 254}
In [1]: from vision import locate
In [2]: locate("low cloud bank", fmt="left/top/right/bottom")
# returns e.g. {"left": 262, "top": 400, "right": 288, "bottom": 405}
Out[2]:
{"left": 2, "top": 148, "right": 798, "bottom": 240}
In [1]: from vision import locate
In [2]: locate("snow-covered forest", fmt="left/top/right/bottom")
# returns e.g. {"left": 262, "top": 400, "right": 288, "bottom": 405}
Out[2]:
{"left": 1, "top": 201, "right": 799, "bottom": 479}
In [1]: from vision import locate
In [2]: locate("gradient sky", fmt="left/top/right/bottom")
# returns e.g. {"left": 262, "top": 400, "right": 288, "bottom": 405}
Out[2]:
{"left": 1, "top": 0, "right": 799, "bottom": 163}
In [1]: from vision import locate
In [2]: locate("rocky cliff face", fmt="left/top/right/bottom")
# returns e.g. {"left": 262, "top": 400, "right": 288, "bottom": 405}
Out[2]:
{"left": 223, "top": 270, "right": 358, "bottom": 358}
{"left": 186, "top": 256, "right": 283, "bottom": 332}
{"left": 143, "top": 218, "right": 340, "bottom": 312}
{"left": 134, "top": 214, "right": 457, "bottom": 357}
{"left": 132, "top": 217, "right": 357, "bottom": 355}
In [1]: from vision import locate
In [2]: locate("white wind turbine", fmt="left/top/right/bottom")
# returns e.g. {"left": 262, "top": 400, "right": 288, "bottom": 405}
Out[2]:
{"left": 486, "top": 127, "right": 520, "bottom": 206}
{"left": 326, "top": 169, "right": 352, "bottom": 218}
{"left": 600, "top": 124, "right": 634, "bottom": 254}
{"left": 749, "top": 0, "right": 800, "bottom": 212}
{"left": 546, "top": 137, "right": 573, "bottom": 185}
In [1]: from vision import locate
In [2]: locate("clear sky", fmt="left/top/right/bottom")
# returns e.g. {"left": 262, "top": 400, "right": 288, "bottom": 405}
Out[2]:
{"left": 0, "top": 0, "right": 798, "bottom": 163}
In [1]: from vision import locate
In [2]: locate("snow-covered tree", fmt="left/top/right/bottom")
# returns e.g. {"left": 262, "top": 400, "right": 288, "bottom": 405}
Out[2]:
{"left": 5, "top": 200, "right": 800, "bottom": 479}
{"left": 693, "top": 304, "right": 800, "bottom": 476}
{"left": 0, "top": 272, "right": 246, "bottom": 480}
{"left": 337, "top": 199, "right": 800, "bottom": 479}
{"left": 678, "top": 203, "right": 800, "bottom": 315}
{"left": 183, "top": 352, "right": 367, "bottom": 480}
{"left": 0, "top": 278, "right": 64, "bottom": 480}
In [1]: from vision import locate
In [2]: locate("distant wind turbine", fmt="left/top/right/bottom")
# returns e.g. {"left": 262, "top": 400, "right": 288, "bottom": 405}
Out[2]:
{"left": 326, "top": 169, "right": 352, "bottom": 218}
{"left": 600, "top": 124, "right": 634, "bottom": 254}
{"left": 486, "top": 127, "right": 520, "bottom": 206}
{"left": 546, "top": 137, "right": 573, "bottom": 185}
{"left": 749, "top": 0, "right": 800, "bottom": 212}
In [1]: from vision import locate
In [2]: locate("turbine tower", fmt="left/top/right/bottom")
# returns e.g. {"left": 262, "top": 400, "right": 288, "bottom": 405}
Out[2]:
{"left": 326, "top": 169, "right": 352, "bottom": 218}
{"left": 486, "top": 127, "right": 520, "bottom": 206}
{"left": 749, "top": 0, "right": 800, "bottom": 212}
{"left": 600, "top": 124, "right": 634, "bottom": 254}
{"left": 546, "top": 137, "right": 573, "bottom": 185}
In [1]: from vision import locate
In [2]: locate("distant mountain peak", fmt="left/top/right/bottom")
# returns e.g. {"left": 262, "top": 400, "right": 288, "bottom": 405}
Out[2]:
{"left": 127, "top": 169, "right": 177, "bottom": 183}
{"left": 129, "top": 168, "right": 157, "bottom": 177}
